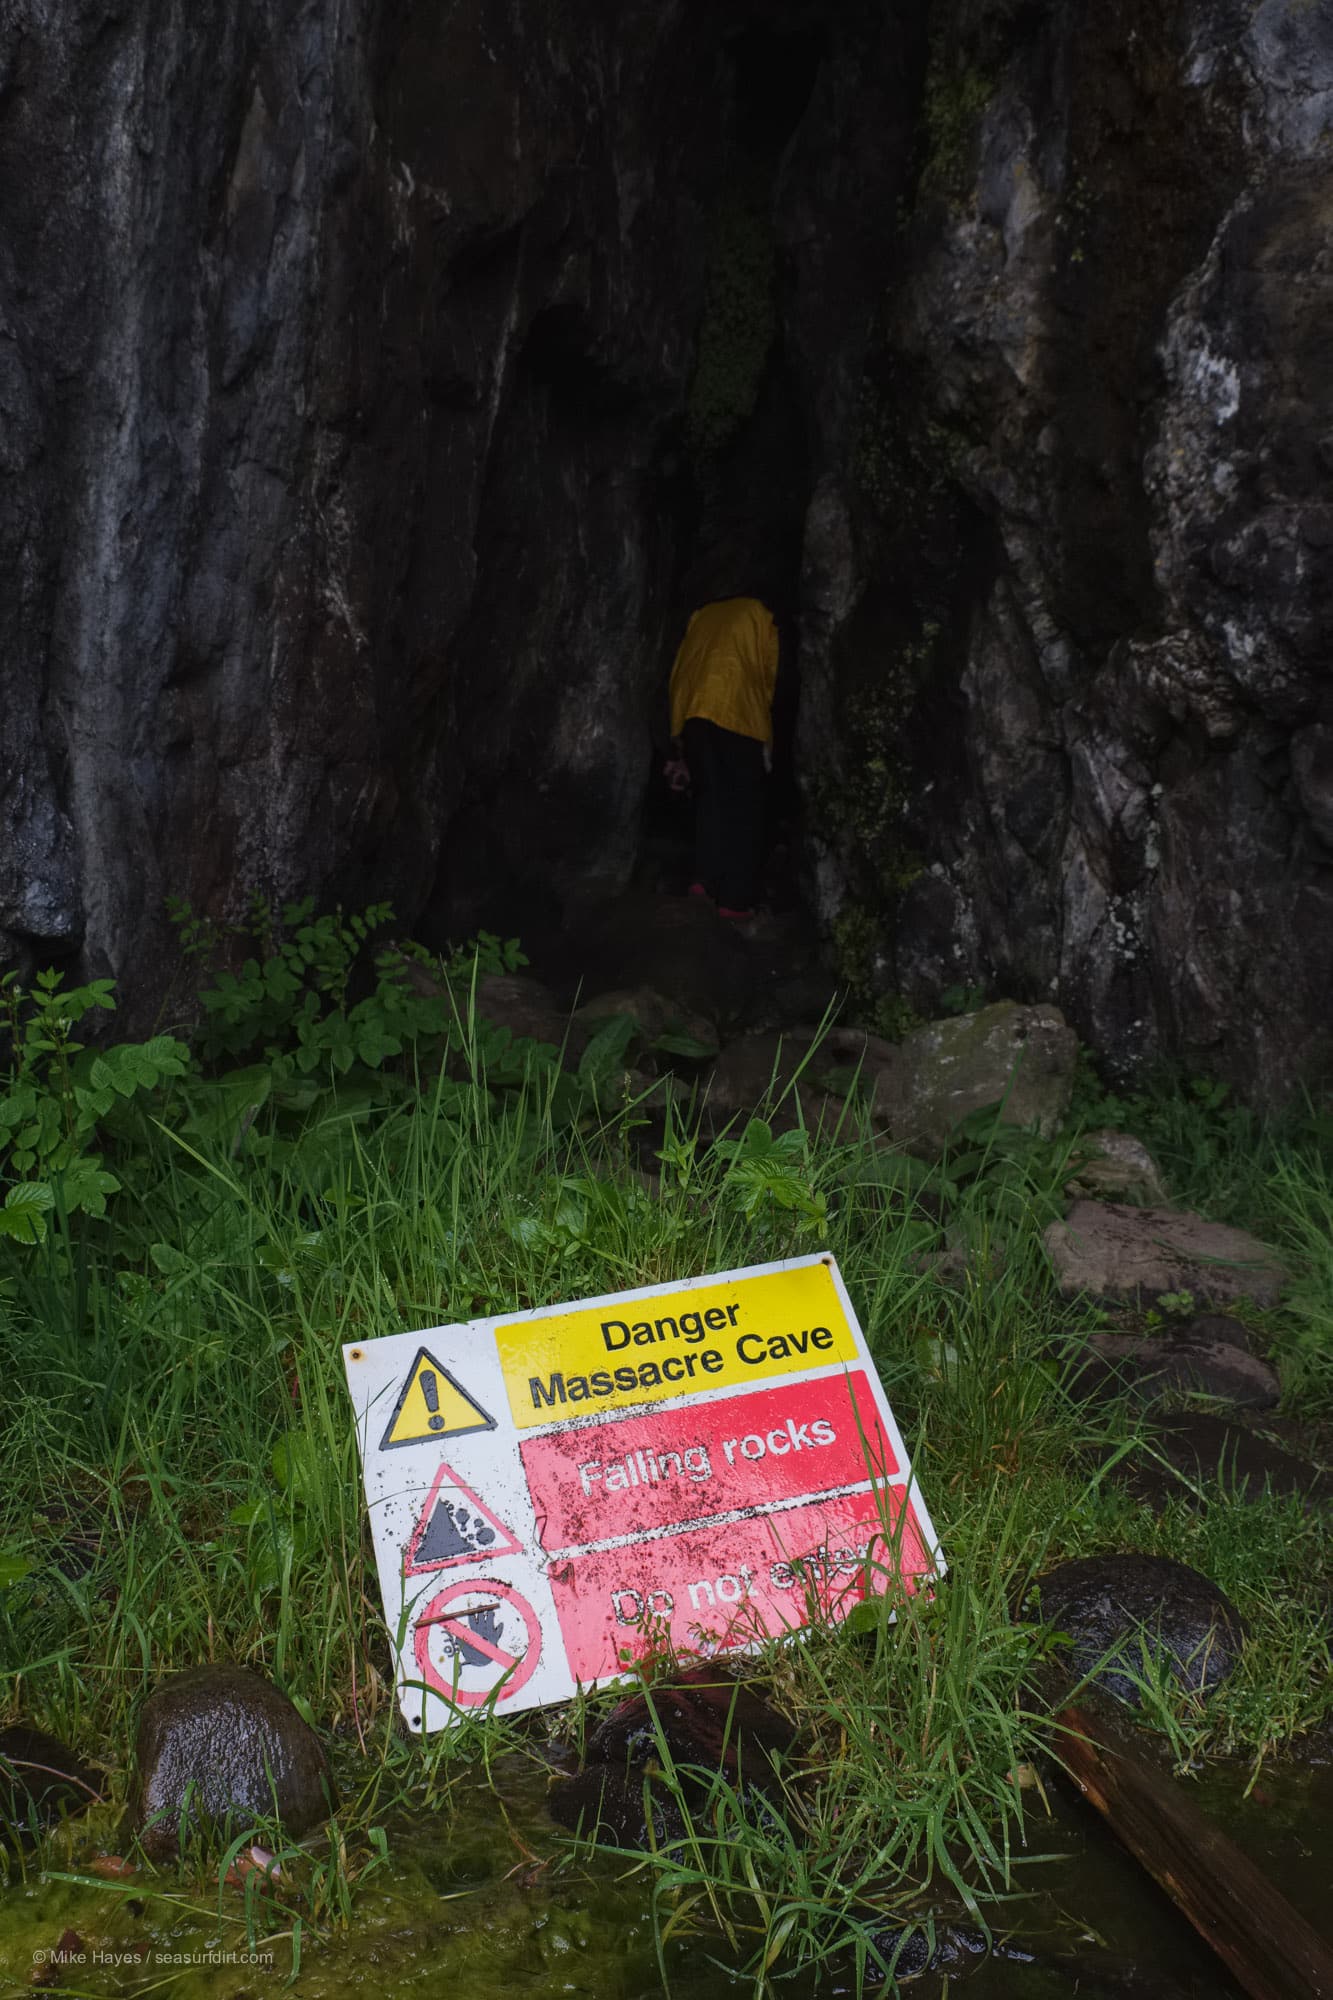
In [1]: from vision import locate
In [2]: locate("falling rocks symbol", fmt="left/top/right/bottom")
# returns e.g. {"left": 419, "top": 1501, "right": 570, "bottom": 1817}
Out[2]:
{"left": 403, "top": 1462, "right": 523, "bottom": 1575}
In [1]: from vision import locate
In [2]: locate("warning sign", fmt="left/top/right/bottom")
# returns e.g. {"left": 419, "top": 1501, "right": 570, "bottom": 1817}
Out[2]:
{"left": 404, "top": 1462, "right": 523, "bottom": 1574}
{"left": 344, "top": 1257, "right": 942, "bottom": 1732}
{"left": 493, "top": 1261, "right": 860, "bottom": 1426}
{"left": 379, "top": 1346, "right": 496, "bottom": 1451}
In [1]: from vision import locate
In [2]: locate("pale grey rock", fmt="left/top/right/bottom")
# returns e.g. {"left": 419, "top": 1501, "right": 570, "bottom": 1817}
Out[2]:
{"left": 1065, "top": 1130, "right": 1168, "bottom": 1206}
{"left": 707, "top": 1000, "right": 1074, "bottom": 1157}
{"left": 876, "top": 1002, "right": 1078, "bottom": 1153}
{"left": 1044, "top": 1201, "right": 1288, "bottom": 1309}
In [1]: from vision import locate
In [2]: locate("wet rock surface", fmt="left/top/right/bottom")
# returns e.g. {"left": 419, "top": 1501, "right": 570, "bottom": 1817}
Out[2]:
{"left": 875, "top": 1002, "right": 1078, "bottom": 1152}
{"left": 548, "top": 1666, "right": 795, "bottom": 1852}
{"left": 1110, "top": 1413, "right": 1331, "bottom": 1513}
{"left": 705, "top": 1001, "right": 1076, "bottom": 1153}
{"left": 584, "top": 1667, "right": 798, "bottom": 1775}
{"left": 1044, "top": 1203, "right": 1288, "bottom": 1310}
{"left": 798, "top": 0, "right": 1333, "bottom": 1101}
{"left": 0, "top": 1726, "right": 100, "bottom": 1847}
{"left": 131, "top": 1666, "right": 334, "bottom": 1860}
{"left": 858, "top": 1921, "right": 998, "bottom": 1984}
{"left": 1071, "top": 1323, "right": 1281, "bottom": 1411}
{"left": 1028, "top": 1555, "right": 1245, "bottom": 1707}
{"left": 546, "top": 1765, "right": 689, "bottom": 1851}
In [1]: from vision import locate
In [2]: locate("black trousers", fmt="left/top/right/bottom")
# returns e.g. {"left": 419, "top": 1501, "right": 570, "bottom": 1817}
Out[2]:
{"left": 681, "top": 717, "right": 765, "bottom": 911}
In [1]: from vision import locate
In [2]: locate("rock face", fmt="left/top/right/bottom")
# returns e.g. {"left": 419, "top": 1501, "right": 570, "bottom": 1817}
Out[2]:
{"left": 131, "top": 1665, "right": 333, "bottom": 1859}
{"left": 2, "top": 0, "right": 1330, "bottom": 1098}
{"left": 792, "top": 0, "right": 1333, "bottom": 1099}
{"left": 1044, "top": 1202, "right": 1287, "bottom": 1309}
{"left": 0, "top": 1, "right": 745, "bottom": 1014}
{"left": 1028, "top": 1555, "right": 1245, "bottom": 1707}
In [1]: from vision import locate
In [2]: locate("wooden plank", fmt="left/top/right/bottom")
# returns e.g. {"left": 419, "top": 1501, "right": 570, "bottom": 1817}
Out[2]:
{"left": 1055, "top": 1701, "right": 1333, "bottom": 2000}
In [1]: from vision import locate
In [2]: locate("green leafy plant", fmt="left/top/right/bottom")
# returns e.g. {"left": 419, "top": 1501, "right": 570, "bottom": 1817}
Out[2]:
{"left": 714, "top": 1119, "right": 829, "bottom": 1241}
{"left": 0, "top": 968, "right": 190, "bottom": 1236}
{"left": 229, "top": 1429, "right": 326, "bottom": 1598}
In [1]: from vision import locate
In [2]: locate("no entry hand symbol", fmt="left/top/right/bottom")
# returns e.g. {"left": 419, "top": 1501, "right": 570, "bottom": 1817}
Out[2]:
{"left": 413, "top": 1579, "right": 542, "bottom": 1709}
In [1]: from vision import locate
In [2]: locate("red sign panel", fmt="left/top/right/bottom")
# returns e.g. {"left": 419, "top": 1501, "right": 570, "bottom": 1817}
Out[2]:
{"left": 548, "top": 1485, "right": 930, "bottom": 1681}
{"left": 522, "top": 1371, "right": 895, "bottom": 1551}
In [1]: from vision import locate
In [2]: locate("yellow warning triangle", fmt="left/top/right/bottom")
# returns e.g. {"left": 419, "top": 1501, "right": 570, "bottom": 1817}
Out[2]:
{"left": 379, "top": 1347, "right": 496, "bottom": 1452}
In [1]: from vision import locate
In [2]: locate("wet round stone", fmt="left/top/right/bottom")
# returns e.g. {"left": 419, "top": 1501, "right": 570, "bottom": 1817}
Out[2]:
{"left": 0, "top": 1725, "right": 101, "bottom": 1848}
{"left": 131, "top": 1665, "right": 334, "bottom": 1860}
{"left": 862, "top": 1923, "right": 990, "bottom": 1982}
{"left": 547, "top": 1767, "right": 688, "bottom": 1851}
{"left": 1028, "top": 1555, "right": 1245, "bottom": 1706}
{"left": 553, "top": 1665, "right": 797, "bottom": 1851}
{"left": 584, "top": 1663, "right": 796, "bottom": 1777}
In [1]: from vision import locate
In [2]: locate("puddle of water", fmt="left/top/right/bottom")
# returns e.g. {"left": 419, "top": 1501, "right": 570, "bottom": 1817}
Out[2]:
{"left": 1, "top": 1753, "right": 1328, "bottom": 1998}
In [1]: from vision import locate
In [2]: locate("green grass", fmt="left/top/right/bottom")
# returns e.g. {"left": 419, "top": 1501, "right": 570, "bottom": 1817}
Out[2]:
{"left": 0, "top": 964, "right": 1330, "bottom": 1992}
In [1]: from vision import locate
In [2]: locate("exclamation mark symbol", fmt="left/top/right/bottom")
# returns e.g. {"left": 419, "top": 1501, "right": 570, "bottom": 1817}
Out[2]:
{"left": 422, "top": 1369, "right": 445, "bottom": 1431}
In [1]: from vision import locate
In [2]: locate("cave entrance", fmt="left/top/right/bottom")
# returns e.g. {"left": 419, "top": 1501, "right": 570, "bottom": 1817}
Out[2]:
{"left": 638, "top": 18, "right": 828, "bottom": 913}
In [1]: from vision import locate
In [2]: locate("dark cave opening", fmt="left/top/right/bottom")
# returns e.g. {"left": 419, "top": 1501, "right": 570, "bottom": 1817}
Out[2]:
{"left": 634, "top": 17, "right": 831, "bottom": 914}
{"left": 726, "top": 21, "right": 831, "bottom": 160}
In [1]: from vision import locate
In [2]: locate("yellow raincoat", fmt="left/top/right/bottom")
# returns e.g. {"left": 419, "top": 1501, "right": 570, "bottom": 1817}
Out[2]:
{"left": 669, "top": 597, "right": 778, "bottom": 745}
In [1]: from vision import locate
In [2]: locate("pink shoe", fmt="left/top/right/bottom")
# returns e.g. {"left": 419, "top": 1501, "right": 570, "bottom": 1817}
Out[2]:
{"left": 687, "top": 881, "right": 709, "bottom": 899}
{"left": 718, "top": 906, "right": 754, "bottom": 921}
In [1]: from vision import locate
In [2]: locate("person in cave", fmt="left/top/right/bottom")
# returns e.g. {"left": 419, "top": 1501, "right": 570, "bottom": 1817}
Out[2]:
{"left": 663, "top": 595, "right": 778, "bottom": 920}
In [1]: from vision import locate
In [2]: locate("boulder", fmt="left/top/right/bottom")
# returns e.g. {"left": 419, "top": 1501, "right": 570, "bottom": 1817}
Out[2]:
{"left": 131, "top": 1666, "right": 334, "bottom": 1860}
{"left": 706, "top": 1003, "right": 1078, "bottom": 1155}
{"left": 1111, "top": 1413, "right": 1331, "bottom": 1513}
{"left": 1044, "top": 1203, "right": 1287, "bottom": 1309}
{"left": 1073, "top": 1327, "right": 1280, "bottom": 1411}
{"left": 548, "top": 1666, "right": 796, "bottom": 1852}
{"left": 873, "top": 1003, "right": 1079, "bottom": 1154}
{"left": 546, "top": 1767, "right": 688, "bottom": 1851}
{"left": 472, "top": 974, "right": 575, "bottom": 1054}
{"left": 1064, "top": 1130, "right": 1167, "bottom": 1206}
{"left": 0, "top": 1725, "right": 100, "bottom": 1848}
{"left": 555, "top": 897, "right": 757, "bottom": 1032}
{"left": 704, "top": 1024, "right": 900, "bottom": 1137}
{"left": 584, "top": 1665, "right": 796, "bottom": 1777}
{"left": 1026, "top": 1555, "right": 1245, "bottom": 1707}
{"left": 574, "top": 986, "right": 718, "bottom": 1057}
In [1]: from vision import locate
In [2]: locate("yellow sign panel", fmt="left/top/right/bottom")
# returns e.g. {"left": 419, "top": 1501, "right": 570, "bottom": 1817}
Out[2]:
{"left": 495, "top": 1262, "right": 857, "bottom": 1429}
{"left": 380, "top": 1347, "right": 497, "bottom": 1452}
